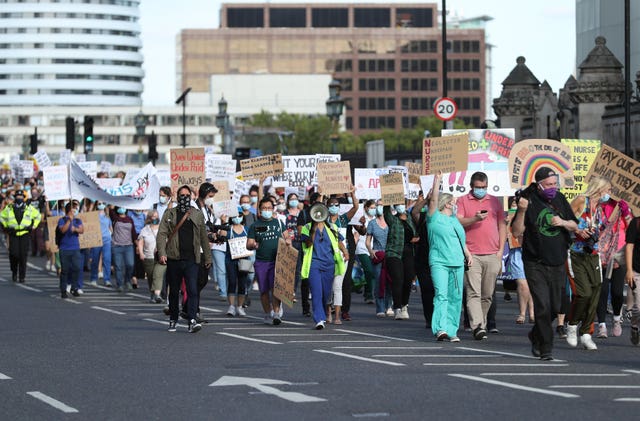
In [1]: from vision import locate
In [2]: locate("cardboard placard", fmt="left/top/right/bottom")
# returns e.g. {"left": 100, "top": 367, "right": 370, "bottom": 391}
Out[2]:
{"left": 240, "top": 153, "right": 284, "bottom": 180}
{"left": 508, "top": 139, "right": 574, "bottom": 188}
{"left": 422, "top": 133, "right": 469, "bottom": 174}
{"left": 211, "top": 180, "right": 230, "bottom": 201}
{"left": 46, "top": 211, "right": 103, "bottom": 253}
{"left": 170, "top": 147, "right": 205, "bottom": 195}
{"left": 585, "top": 144, "right": 640, "bottom": 215}
{"left": 42, "top": 165, "right": 70, "bottom": 201}
{"left": 228, "top": 236, "right": 253, "bottom": 260}
{"left": 561, "top": 139, "right": 602, "bottom": 201}
{"left": 33, "top": 150, "right": 52, "bottom": 169}
{"left": 273, "top": 238, "right": 298, "bottom": 308}
{"left": 211, "top": 200, "right": 239, "bottom": 218}
{"left": 317, "top": 161, "right": 351, "bottom": 196}
{"left": 379, "top": 172, "right": 405, "bottom": 205}
{"left": 404, "top": 161, "right": 422, "bottom": 184}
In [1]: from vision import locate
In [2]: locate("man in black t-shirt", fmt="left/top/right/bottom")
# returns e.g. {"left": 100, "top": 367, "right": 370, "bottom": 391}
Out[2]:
{"left": 512, "top": 167, "right": 578, "bottom": 360}
{"left": 624, "top": 217, "right": 640, "bottom": 345}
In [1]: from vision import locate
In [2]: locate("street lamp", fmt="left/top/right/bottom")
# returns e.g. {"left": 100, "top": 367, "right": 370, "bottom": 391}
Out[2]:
{"left": 175, "top": 87, "right": 192, "bottom": 148}
{"left": 325, "top": 79, "right": 344, "bottom": 154}
{"left": 216, "top": 95, "right": 233, "bottom": 155}
{"left": 134, "top": 110, "right": 147, "bottom": 167}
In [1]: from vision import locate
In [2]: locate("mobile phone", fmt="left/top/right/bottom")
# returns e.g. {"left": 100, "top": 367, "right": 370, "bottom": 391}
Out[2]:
{"left": 255, "top": 226, "right": 267, "bottom": 233}
{"left": 480, "top": 210, "right": 488, "bottom": 214}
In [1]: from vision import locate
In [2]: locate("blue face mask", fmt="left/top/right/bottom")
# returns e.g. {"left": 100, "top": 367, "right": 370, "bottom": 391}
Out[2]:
{"left": 232, "top": 216, "right": 243, "bottom": 225}
{"left": 367, "top": 209, "right": 377, "bottom": 217}
{"left": 261, "top": 210, "right": 273, "bottom": 220}
{"left": 117, "top": 207, "right": 126, "bottom": 215}
{"left": 376, "top": 205, "right": 383, "bottom": 216}
{"left": 151, "top": 218, "right": 159, "bottom": 225}
{"left": 241, "top": 203, "right": 251, "bottom": 211}
{"left": 250, "top": 196, "right": 258, "bottom": 204}
{"left": 395, "top": 205, "right": 406, "bottom": 214}
{"left": 288, "top": 200, "right": 299, "bottom": 208}
{"left": 600, "top": 194, "right": 610, "bottom": 203}
{"left": 328, "top": 205, "right": 340, "bottom": 215}
{"left": 24, "top": 185, "right": 31, "bottom": 191}
{"left": 452, "top": 204, "right": 458, "bottom": 216}
{"left": 472, "top": 188, "right": 487, "bottom": 199}
{"left": 347, "top": 197, "right": 353, "bottom": 204}
{"left": 97, "top": 204, "right": 106, "bottom": 210}
{"left": 73, "top": 209, "right": 79, "bottom": 216}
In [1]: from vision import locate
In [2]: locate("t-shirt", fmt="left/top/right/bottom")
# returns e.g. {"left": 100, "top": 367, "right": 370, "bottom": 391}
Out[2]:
{"left": 519, "top": 191, "right": 577, "bottom": 266}
{"left": 457, "top": 193, "right": 503, "bottom": 254}
{"left": 367, "top": 219, "right": 388, "bottom": 251}
{"left": 57, "top": 216, "right": 83, "bottom": 251}
{"left": 301, "top": 226, "right": 344, "bottom": 272}
{"left": 426, "top": 210, "right": 465, "bottom": 267}
{"left": 625, "top": 217, "right": 640, "bottom": 272}
{"left": 138, "top": 225, "right": 158, "bottom": 259}
{"left": 247, "top": 217, "right": 285, "bottom": 262}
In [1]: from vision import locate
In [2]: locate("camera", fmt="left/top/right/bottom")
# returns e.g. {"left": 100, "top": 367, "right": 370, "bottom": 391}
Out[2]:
{"left": 582, "top": 229, "right": 599, "bottom": 254}
{"left": 206, "top": 222, "right": 230, "bottom": 243}
{"left": 515, "top": 183, "right": 536, "bottom": 204}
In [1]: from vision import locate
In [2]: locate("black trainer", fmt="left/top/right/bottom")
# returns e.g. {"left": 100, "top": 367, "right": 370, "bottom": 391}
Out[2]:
{"left": 168, "top": 320, "right": 177, "bottom": 332}
{"left": 528, "top": 330, "right": 541, "bottom": 358}
{"left": 12, "top": 273, "right": 17, "bottom": 283}
{"left": 473, "top": 327, "right": 487, "bottom": 340}
{"left": 556, "top": 325, "right": 567, "bottom": 339}
{"left": 70, "top": 289, "right": 80, "bottom": 297}
{"left": 540, "top": 354, "right": 554, "bottom": 361}
{"left": 61, "top": 291, "right": 68, "bottom": 299}
{"left": 188, "top": 319, "right": 202, "bottom": 333}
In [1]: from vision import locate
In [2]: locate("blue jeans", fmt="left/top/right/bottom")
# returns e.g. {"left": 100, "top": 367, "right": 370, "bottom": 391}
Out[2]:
{"left": 167, "top": 259, "right": 199, "bottom": 321}
{"left": 90, "top": 243, "right": 112, "bottom": 283}
{"left": 59, "top": 249, "right": 81, "bottom": 293}
{"left": 112, "top": 244, "right": 134, "bottom": 288}
{"left": 372, "top": 261, "right": 392, "bottom": 314}
{"left": 75, "top": 248, "right": 90, "bottom": 289}
{"left": 212, "top": 249, "right": 227, "bottom": 298}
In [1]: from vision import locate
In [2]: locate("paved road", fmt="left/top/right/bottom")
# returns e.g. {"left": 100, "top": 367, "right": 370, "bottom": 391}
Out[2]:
{"left": 1, "top": 247, "right": 639, "bottom": 420}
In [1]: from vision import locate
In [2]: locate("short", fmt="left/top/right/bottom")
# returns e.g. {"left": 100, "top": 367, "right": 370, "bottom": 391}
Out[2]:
{"left": 507, "top": 248, "right": 525, "bottom": 279}
{"left": 254, "top": 259, "right": 276, "bottom": 294}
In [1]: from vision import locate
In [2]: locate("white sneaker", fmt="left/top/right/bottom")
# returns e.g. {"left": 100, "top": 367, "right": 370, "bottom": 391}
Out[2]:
{"left": 580, "top": 333, "right": 598, "bottom": 350}
{"left": 237, "top": 306, "right": 246, "bottom": 317}
{"left": 566, "top": 324, "right": 578, "bottom": 347}
{"left": 90, "top": 281, "right": 98, "bottom": 287}
{"left": 252, "top": 282, "right": 259, "bottom": 291}
{"left": 394, "top": 309, "right": 403, "bottom": 320}
{"left": 98, "top": 271, "right": 103, "bottom": 279}
{"left": 376, "top": 312, "right": 386, "bottom": 318}
{"left": 226, "top": 305, "right": 236, "bottom": 317}
{"left": 386, "top": 308, "right": 394, "bottom": 317}
{"left": 76, "top": 289, "right": 84, "bottom": 295}
{"left": 400, "top": 305, "right": 409, "bottom": 320}
{"left": 66, "top": 284, "right": 71, "bottom": 293}
{"left": 263, "top": 314, "right": 272, "bottom": 325}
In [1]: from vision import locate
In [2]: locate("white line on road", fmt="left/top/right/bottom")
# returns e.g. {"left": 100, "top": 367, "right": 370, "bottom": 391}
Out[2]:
{"left": 482, "top": 373, "right": 630, "bottom": 377}
{"left": 352, "top": 413, "right": 390, "bottom": 418}
{"left": 623, "top": 369, "right": 640, "bottom": 375}
{"left": 426, "top": 363, "right": 569, "bottom": 367}
{"left": 456, "top": 346, "right": 549, "bottom": 360}
{"left": 289, "top": 340, "right": 389, "bottom": 343}
{"left": 217, "top": 332, "right": 282, "bottom": 345}
{"left": 0, "top": 277, "right": 7, "bottom": 282}
{"left": 253, "top": 333, "right": 349, "bottom": 337}
{"left": 550, "top": 385, "right": 640, "bottom": 389}
{"left": 199, "top": 305, "right": 223, "bottom": 313}
{"left": 0, "top": 372, "right": 12, "bottom": 380}
{"left": 26, "top": 262, "right": 44, "bottom": 271}
{"left": 333, "top": 346, "right": 443, "bottom": 350}
{"left": 334, "top": 328, "right": 414, "bottom": 342}
{"left": 449, "top": 374, "right": 579, "bottom": 399}
{"left": 615, "top": 398, "right": 640, "bottom": 402}
{"left": 373, "top": 354, "right": 500, "bottom": 358}
{"left": 91, "top": 306, "right": 126, "bottom": 315}
{"left": 143, "top": 318, "right": 170, "bottom": 325}
{"left": 16, "top": 284, "right": 43, "bottom": 293}
{"left": 223, "top": 327, "right": 310, "bottom": 330}
{"left": 314, "top": 349, "right": 405, "bottom": 366}
{"left": 27, "top": 391, "right": 79, "bottom": 413}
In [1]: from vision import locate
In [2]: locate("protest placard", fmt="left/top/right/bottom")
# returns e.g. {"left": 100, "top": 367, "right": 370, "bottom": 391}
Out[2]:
{"left": 404, "top": 161, "right": 422, "bottom": 184}
{"left": 234, "top": 179, "right": 249, "bottom": 199}
{"left": 59, "top": 150, "right": 71, "bottom": 165}
{"left": 419, "top": 175, "right": 436, "bottom": 197}
{"left": 317, "top": 161, "right": 351, "bottom": 196}
{"left": 561, "top": 139, "right": 602, "bottom": 200}
{"left": 96, "top": 178, "right": 123, "bottom": 190}
{"left": 99, "top": 161, "right": 112, "bottom": 176}
{"left": 508, "top": 139, "right": 574, "bottom": 188}
{"left": 19, "top": 160, "right": 34, "bottom": 179}
{"left": 33, "top": 150, "right": 52, "bottom": 169}
{"left": 380, "top": 172, "right": 405, "bottom": 205}
{"left": 170, "top": 147, "right": 205, "bottom": 194}
{"left": 228, "top": 236, "right": 253, "bottom": 260}
{"left": 273, "top": 238, "right": 298, "bottom": 308}
{"left": 211, "top": 199, "right": 239, "bottom": 218}
{"left": 240, "top": 153, "right": 284, "bottom": 180}
{"left": 443, "top": 128, "right": 515, "bottom": 172}
{"left": 114, "top": 153, "right": 126, "bottom": 167}
{"left": 585, "top": 144, "right": 640, "bottom": 215}
{"left": 46, "top": 211, "right": 102, "bottom": 253}
{"left": 211, "top": 180, "right": 230, "bottom": 201}
{"left": 441, "top": 170, "right": 515, "bottom": 197}
{"left": 422, "top": 133, "right": 469, "bottom": 174}
{"left": 75, "top": 154, "right": 86, "bottom": 163}
{"left": 42, "top": 165, "right": 70, "bottom": 201}
{"left": 354, "top": 168, "right": 389, "bottom": 200}
{"left": 78, "top": 161, "right": 98, "bottom": 179}
{"left": 284, "top": 186, "right": 307, "bottom": 201}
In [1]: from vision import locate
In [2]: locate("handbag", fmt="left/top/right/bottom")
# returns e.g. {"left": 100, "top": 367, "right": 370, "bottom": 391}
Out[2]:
{"left": 157, "top": 210, "right": 191, "bottom": 265}
{"left": 237, "top": 258, "right": 254, "bottom": 273}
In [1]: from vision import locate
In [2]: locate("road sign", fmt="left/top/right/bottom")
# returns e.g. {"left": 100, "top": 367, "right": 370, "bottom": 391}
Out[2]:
{"left": 210, "top": 376, "right": 326, "bottom": 403}
{"left": 433, "top": 97, "right": 458, "bottom": 121}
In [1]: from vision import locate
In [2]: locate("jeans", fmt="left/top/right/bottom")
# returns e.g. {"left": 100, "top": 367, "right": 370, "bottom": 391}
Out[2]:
{"left": 112, "top": 244, "right": 134, "bottom": 288}
{"left": 59, "top": 249, "right": 81, "bottom": 293}
{"left": 212, "top": 249, "right": 227, "bottom": 298}
{"left": 386, "top": 246, "right": 416, "bottom": 310}
{"left": 357, "top": 254, "right": 375, "bottom": 301}
{"left": 372, "top": 260, "right": 392, "bottom": 314}
{"left": 76, "top": 248, "right": 90, "bottom": 289}
{"left": 90, "top": 242, "right": 112, "bottom": 283}
{"left": 167, "top": 259, "right": 199, "bottom": 321}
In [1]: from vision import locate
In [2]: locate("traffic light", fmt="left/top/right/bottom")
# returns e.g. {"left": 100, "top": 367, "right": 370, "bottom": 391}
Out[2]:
{"left": 148, "top": 131, "right": 158, "bottom": 163}
{"left": 65, "top": 117, "right": 75, "bottom": 150}
{"left": 83, "top": 116, "right": 94, "bottom": 154}
{"left": 29, "top": 133, "right": 38, "bottom": 155}
{"left": 234, "top": 147, "right": 250, "bottom": 160}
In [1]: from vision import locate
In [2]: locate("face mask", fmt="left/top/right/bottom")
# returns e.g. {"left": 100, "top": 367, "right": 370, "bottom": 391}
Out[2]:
{"left": 204, "top": 197, "right": 215, "bottom": 207}
{"left": 135, "top": 210, "right": 143, "bottom": 214}
{"left": 24, "top": 185, "right": 31, "bottom": 191}
{"left": 395, "top": 205, "right": 406, "bottom": 214}
{"left": 288, "top": 200, "right": 299, "bottom": 208}
{"left": 472, "top": 188, "right": 487, "bottom": 199}
{"left": 159, "top": 196, "right": 168, "bottom": 205}
{"left": 600, "top": 194, "right": 610, "bottom": 203}
{"left": 1, "top": 189, "right": 6, "bottom": 194}
{"left": 451, "top": 204, "right": 458, "bottom": 215}
{"left": 232, "top": 216, "right": 243, "bottom": 225}
{"left": 117, "top": 207, "right": 126, "bottom": 215}
{"left": 276, "top": 204, "right": 286, "bottom": 212}
{"left": 539, "top": 186, "right": 558, "bottom": 201}
{"left": 328, "top": 205, "right": 340, "bottom": 215}
{"left": 14, "top": 197, "right": 24, "bottom": 206}
{"left": 97, "top": 204, "right": 106, "bottom": 210}
{"left": 367, "top": 209, "right": 377, "bottom": 217}
{"left": 347, "top": 197, "right": 353, "bottom": 204}
{"left": 73, "top": 209, "right": 79, "bottom": 216}
{"left": 177, "top": 195, "right": 191, "bottom": 212}
{"left": 261, "top": 210, "right": 273, "bottom": 220}
{"left": 152, "top": 218, "right": 159, "bottom": 225}
{"left": 241, "top": 203, "right": 251, "bottom": 211}
{"left": 376, "top": 205, "right": 384, "bottom": 216}
{"left": 250, "top": 196, "right": 258, "bottom": 204}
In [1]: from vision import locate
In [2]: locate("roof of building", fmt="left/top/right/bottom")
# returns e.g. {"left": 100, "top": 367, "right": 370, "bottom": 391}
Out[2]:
{"left": 501, "top": 56, "right": 540, "bottom": 87}
{"left": 578, "top": 36, "right": 623, "bottom": 71}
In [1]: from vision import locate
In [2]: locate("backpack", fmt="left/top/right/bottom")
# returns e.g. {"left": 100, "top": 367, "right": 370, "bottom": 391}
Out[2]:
{"left": 55, "top": 217, "right": 66, "bottom": 246}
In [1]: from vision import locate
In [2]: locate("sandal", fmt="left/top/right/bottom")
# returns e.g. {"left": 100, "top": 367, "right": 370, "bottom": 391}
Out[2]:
{"left": 516, "top": 315, "right": 526, "bottom": 324}
{"left": 334, "top": 319, "right": 343, "bottom": 325}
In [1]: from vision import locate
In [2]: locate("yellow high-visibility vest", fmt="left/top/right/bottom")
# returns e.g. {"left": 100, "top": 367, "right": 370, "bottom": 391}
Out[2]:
{"left": 0, "top": 204, "right": 41, "bottom": 236}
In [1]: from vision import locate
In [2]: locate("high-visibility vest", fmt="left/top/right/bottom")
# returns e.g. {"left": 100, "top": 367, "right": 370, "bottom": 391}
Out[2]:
{"left": 0, "top": 204, "right": 41, "bottom": 236}
{"left": 300, "top": 222, "right": 346, "bottom": 279}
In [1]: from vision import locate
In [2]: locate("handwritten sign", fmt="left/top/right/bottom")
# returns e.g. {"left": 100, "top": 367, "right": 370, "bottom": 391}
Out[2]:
{"left": 271, "top": 154, "right": 340, "bottom": 187}
{"left": 114, "top": 153, "right": 126, "bottom": 167}
{"left": 211, "top": 200, "right": 239, "bottom": 218}
{"left": 273, "top": 238, "right": 298, "bottom": 308}
{"left": 170, "top": 147, "right": 205, "bottom": 194}
{"left": 508, "top": 139, "right": 574, "bottom": 188}
{"left": 34, "top": 150, "right": 52, "bottom": 169}
{"left": 317, "top": 161, "right": 351, "bottom": 195}
{"left": 43, "top": 165, "right": 70, "bottom": 201}
{"left": 561, "top": 139, "right": 601, "bottom": 200}
{"left": 404, "top": 162, "right": 422, "bottom": 184}
{"left": 585, "top": 144, "right": 640, "bottom": 215}
{"left": 422, "top": 133, "right": 469, "bottom": 174}
{"left": 211, "top": 180, "right": 231, "bottom": 201}
{"left": 354, "top": 168, "right": 388, "bottom": 200}
{"left": 46, "top": 211, "right": 102, "bottom": 253}
{"left": 379, "top": 172, "right": 405, "bottom": 205}
{"left": 240, "top": 153, "right": 284, "bottom": 180}
{"left": 228, "top": 236, "right": 253, "bottom": 260}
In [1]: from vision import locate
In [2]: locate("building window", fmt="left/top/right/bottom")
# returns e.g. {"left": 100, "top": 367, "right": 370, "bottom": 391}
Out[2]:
{"left": 227, "top": 7, "right": 264, "bottom": 28}
{"left": 335, "top": 59, "right": 352, "bottom": 72}
{"left": 312, "top": 8, "right": 348, "bottom": 27}
{"left": 346, "top": 117, "right": 353, "bottom": 130}
{"left": 396, "top": 8, "right": 433, "bottom": 28}
{"left": 354, "top": 8, "right": 390, "bottom": 28}
{"left": 269, "top": 8, "right": 305, "bottom": 28}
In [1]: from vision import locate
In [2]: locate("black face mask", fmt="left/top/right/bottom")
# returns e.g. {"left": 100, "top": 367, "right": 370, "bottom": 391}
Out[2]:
{"left": 177, "top": 195, "right": 190, "bottom": 212}
{"left": 14, "top": 198, "right": 24, "bottom": 206}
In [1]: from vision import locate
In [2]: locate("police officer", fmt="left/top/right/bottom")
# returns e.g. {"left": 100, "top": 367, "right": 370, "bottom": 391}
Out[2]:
{"left": 0, "top": 189, "right": 41, "bottom": 283}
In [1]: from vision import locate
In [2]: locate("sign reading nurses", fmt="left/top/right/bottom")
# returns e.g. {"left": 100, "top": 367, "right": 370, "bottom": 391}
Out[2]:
{"left": 433, "top": 97, "right": 458, "bottom": 121}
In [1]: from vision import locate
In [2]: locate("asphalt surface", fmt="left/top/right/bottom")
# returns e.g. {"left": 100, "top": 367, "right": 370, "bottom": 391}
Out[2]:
{"left": 1, "top": 245, "right": 639, "bottom": 420}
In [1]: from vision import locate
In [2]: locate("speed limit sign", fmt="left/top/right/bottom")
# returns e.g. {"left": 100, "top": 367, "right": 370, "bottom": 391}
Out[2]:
{"left": 433, "top": 97, "right": 458, "bottom": 121}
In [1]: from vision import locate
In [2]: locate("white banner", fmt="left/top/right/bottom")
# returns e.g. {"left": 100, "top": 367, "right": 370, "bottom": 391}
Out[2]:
{"left": 272, "top": 154, "right": 341, "bottom": 187}
{"left": 211, "top": 199, "right": 239, "bottom": 218}
{"left": 43, "top": 165, "right": 71, "bottom": 201}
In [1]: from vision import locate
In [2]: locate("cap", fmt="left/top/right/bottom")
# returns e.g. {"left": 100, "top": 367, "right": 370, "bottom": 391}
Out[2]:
{"left": 14, "top": 189, "right": 24, "bottom": 197}
{"left": 534, "top": 167, "right": 557, "bottom": 182}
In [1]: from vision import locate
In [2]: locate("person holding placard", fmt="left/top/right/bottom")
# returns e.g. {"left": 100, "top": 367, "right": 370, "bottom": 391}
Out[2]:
{"left": 366, "top": 200, "right": 391, "bottom": 317}
{"left": 284, "top": 193, "right": 303, "bottom": 305}
{"left": 89, "top": 201, "right": 112, "bottom": 287}
{"left": 110, "top": 206, "right": 137, "bottom": 292}
{"left": 225, "top": 212, "right": 251, "bottom": 317}
{"left": 57, "top": 201, "right": 84, "bottom": 298}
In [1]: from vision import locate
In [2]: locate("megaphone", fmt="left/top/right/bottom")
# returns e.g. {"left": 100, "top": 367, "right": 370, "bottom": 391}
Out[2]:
{"left": 310, "top": 203, "right": 328, "bottom": 222}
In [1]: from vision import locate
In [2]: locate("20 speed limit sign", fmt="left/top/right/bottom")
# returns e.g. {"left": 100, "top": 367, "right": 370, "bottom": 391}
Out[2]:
{"left": 433, "top": 97, "right": 458, "bottom": 121}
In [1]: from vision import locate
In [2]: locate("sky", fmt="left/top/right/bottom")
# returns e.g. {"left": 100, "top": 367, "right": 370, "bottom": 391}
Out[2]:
{"left": 139, "top": 0, "right": 576, "bottom": 111}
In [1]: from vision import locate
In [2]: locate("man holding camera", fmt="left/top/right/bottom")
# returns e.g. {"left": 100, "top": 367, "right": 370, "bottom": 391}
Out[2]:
{"left": 457, "top": 172, "right": 506, "bottom": 340}
{"left": 512, "top": 167, "right": 578, "bottom": 360}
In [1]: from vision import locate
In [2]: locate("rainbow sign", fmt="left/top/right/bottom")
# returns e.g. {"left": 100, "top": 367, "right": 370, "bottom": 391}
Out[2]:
{"left": 508, "top": 139, "right": 574, "bottom": 188}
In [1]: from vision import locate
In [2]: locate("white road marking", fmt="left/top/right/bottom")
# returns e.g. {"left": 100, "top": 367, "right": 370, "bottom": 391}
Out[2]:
{"left": 615, "top": 398, "right": 640, "bottom": 402}
{"left": 253, "top": 333, "right": 349, "bottom": 337}
{"left": 333, "top": 346, "right": 443, "bottom": 350}
{"left": 449, "top": 374, "right": 579, "bottom": 398}
{"left": 456, "top": 346, "right": 551, "bottom": 360}
{"left": 199, "top": 305, "right": 223, "bottom": 313}
{"left": 314, "top": 349, "right": 405, "bottom": 367}
{"left": 210, "top": 376, "right": 326, "bottom": 403}
{"left": 352, "top": 413, "right": 390, "bottom": 418}
{"left": 60, "top": 297, "right": 82, "bottom": 304}
{"left": 91, "top": 306, "right": 126, "bottom": 315}
{"left": 217, "top": 332, "right": 282, "bottom": 345}
{"left": 26, "top": 262, "right": 44, "bottom": 271}
{"left": 334, "top": 328, "right": 413, "bottom": 342}
{"left": 27, "top": 391, "right": 79, "bottom": 413}
{"left": 16, "top": 284, "right": 42, "bottom": 293}
{"left": 0, "top": 277, "right": 7, "bottom": 282}
{"left": 482, "top": 373, "right": 630, "bottom": 377}
{"left": 223, "top": 327, "right": 310, "bottom": 330}
{"left": 289, "top": 340, "right": 389, "bottom": 343}
{"left": 550, "top": 385, "right": 640, "bottom": 389}
{"left": 0, "top": 372, "right": 12, "bottom": 380}
{"left": 143, "top": 318, "right": 170, "bottom": 325}
{"left": 426, "top": 363, "right": 569, "bottom": 367}
{"left": 373, "top": 354, "right": 500, "bottom": 358}
{"left": 623, "top": 369, "right": 640, "bottom": 374}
